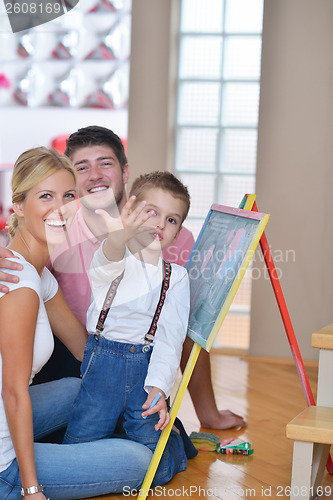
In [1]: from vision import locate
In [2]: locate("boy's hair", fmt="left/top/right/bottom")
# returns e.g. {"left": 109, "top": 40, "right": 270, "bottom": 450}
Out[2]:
{"left": 129, "top": 171, "right": 190, "bottom": 223}
{"left": 64, "top": 126, "right": 128, "bottom": 171}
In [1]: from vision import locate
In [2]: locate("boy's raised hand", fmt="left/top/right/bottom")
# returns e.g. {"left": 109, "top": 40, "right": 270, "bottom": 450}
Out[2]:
{"left": 96, "top": 196, "right": 153, "bottom": 243}
{"left": 142, "top": 387, "right": 170, "bottom": 431}
{"left": 95, "top": 196, "right": 153, "bottom": 261}
{"left": 120, "top": 195, "right": 154, "bottom": 241}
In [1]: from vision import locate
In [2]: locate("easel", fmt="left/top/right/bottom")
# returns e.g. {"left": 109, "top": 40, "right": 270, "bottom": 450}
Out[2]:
{"left": 138, "top": 195, "right": 270, "bottom": 498}
{"left": 239, "top": 194, "right": 333, "bottom": 473}
{"left": 139, "top": 193, "right": 332, "bottom": 499}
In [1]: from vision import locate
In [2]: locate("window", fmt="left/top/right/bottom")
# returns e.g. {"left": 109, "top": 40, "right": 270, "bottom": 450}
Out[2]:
{"left": 175, "top": 0, "right": 264, "bottom": 350}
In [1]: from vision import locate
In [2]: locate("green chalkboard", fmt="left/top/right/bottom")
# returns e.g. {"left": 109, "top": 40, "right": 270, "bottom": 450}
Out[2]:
{"left": 186, "top": 203, "right": 269, "bottom": 351}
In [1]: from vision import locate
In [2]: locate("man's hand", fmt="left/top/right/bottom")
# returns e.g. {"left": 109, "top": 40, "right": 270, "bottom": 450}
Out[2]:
{"left": 142, "top": 388, "right": 170, "bottom": 431}
{"left": 0, "top": 247, "right": 23, "bottom": 293}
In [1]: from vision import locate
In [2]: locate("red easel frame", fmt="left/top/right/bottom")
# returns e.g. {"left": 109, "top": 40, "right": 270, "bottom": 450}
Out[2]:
{"left": 247, "top": 196, "right": 333, "bottom": 473}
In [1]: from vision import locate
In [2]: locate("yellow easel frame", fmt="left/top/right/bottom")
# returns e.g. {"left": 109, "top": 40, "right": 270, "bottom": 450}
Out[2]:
{"left": 138, "top": 195, "right": 268, "bottom": 498}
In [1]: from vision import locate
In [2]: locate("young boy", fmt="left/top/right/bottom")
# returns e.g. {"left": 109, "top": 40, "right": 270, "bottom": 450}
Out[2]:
{"left": 64, "top": 171, "right": 192, "bottom": 485}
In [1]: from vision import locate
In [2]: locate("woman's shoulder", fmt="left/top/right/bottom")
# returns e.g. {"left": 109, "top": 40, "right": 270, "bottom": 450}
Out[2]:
{"left": 41, "top": 267, "right": 59, "bottom": 301}
{"left": 0, "top": 252, "right": 41, "bottom": 297}
{"left": 13, "top": 251, "right": 39, "bottom": 277}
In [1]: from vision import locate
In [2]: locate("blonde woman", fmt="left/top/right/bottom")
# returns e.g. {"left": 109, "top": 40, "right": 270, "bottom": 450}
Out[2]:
{"left": 0, "top": 147, "right": 152, "bottom": 500}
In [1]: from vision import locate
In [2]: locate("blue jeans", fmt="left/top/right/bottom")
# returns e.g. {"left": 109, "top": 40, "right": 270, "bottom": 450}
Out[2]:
{"left": 64, "top": 336, "right": 187, "bottom": 485}
{"left": 0, "top": 378, "right": 152, "bottom": 500}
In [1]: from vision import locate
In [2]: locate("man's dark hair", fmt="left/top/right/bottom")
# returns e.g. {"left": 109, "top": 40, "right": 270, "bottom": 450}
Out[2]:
{"left": 64, "top": 126, "right": 128, "bottom": 171}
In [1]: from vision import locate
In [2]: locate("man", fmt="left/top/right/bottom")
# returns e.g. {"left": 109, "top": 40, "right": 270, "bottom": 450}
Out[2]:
{"left": 0, "top": 126, "right": 245, "bottom": 430}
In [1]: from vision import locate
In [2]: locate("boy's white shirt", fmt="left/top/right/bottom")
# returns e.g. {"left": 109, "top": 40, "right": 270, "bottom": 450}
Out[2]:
{"left": 87, "top": 244, "right": 190, "bottom": 398}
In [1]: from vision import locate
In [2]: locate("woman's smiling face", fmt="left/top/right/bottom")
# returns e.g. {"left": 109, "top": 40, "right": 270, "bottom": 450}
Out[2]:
{"left": 16, "top": 169, "right": 77, "bottom": 248}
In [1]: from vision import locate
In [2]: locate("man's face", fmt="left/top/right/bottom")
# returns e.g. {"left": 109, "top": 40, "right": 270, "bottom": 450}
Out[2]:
{"left": 71, "top": 144, "right": 129, "bottom": 213}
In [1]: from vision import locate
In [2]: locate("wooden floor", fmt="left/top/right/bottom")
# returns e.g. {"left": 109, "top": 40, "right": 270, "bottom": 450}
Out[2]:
{"left": 83, "top": 353, "right": 333, "bottom": 500}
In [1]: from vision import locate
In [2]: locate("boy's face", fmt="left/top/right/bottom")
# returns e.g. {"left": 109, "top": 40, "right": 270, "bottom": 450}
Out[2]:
{"left": 136, "top": 187, "right": 187, "bottom": 251}
{"left": 70, "top": 144, "right": 129, "bottom": 214}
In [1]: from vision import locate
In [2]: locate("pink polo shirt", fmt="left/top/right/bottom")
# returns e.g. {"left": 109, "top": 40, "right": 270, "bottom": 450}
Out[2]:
{"left": 162, "top": 225, "right": 195, "bottom": 268}
{"left": 48, "top": 209, "right": 194, "bottom": 325}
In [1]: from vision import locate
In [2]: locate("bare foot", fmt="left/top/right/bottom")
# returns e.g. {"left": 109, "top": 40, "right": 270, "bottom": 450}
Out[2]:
{"left": 200, "top": 409, "right": 247, "bottom": 430}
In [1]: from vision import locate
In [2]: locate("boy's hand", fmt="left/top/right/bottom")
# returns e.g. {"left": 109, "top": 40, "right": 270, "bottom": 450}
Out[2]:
{"left": 96, "top": 196, "right": 155, "bottom": 262}
{"left": 96, "top": 196, "right": 153, "bottom": 246}
{"left": 0, "top": 246, "right": 23, "bottom": 293}
{"left": 120, "top": 195, "right": 154, "bottom": 241}
{"left": 142, "top": 388, "right": 170, "bottom": 431}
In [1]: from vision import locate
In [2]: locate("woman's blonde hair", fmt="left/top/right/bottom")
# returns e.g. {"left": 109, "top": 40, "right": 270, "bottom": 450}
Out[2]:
{"left": 7, "top": 147, "right": 77, "bottom": 238}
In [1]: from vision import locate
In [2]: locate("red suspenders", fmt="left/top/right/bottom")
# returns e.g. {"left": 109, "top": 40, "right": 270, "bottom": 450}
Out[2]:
{"left": 143, "top": 260, "right": 172, "bottom": 352}
{"left": 95, "top": 270, "right": 125, "bottom": 337}
{"left": 95, "top": 261, "right": 172, "bottom": 352}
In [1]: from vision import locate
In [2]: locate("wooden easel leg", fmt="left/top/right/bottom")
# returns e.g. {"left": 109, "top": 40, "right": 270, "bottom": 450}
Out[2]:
{"left": 138, "top": 343, "right": 202, "bottom": 500}
{"left": 290, "top": 441, "right": 330, "bottom": 500}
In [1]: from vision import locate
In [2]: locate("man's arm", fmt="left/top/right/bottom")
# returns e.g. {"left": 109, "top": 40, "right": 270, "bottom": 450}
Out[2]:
{"left": 0, "top": 246, "right": 23, "bottom": 293}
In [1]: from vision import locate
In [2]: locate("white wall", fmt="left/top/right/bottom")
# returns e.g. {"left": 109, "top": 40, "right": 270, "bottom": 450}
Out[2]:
{"left": 249, "top": 0, "right": 333, "bottom": 360}
{"left": 127, "top": 0, "right": 178, "bottom": 185}
{"left": 0, "top": 107, "right": 128, "bottom": 164}
{"left": 0, "top": 106, "right": 127, "bottom": 215}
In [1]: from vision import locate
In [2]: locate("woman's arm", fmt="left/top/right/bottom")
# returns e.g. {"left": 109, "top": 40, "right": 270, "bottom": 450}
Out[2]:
{"left": 45, "top": 287, "right": 88, "bottom": 362}
{"left": 0, "top": 287, "right": 46, "bottom": 499}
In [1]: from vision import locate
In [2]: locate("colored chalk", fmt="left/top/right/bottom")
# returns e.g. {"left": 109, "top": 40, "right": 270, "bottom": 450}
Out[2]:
{"left": 142, "top": 392, "right": 162, "bottom": 419}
